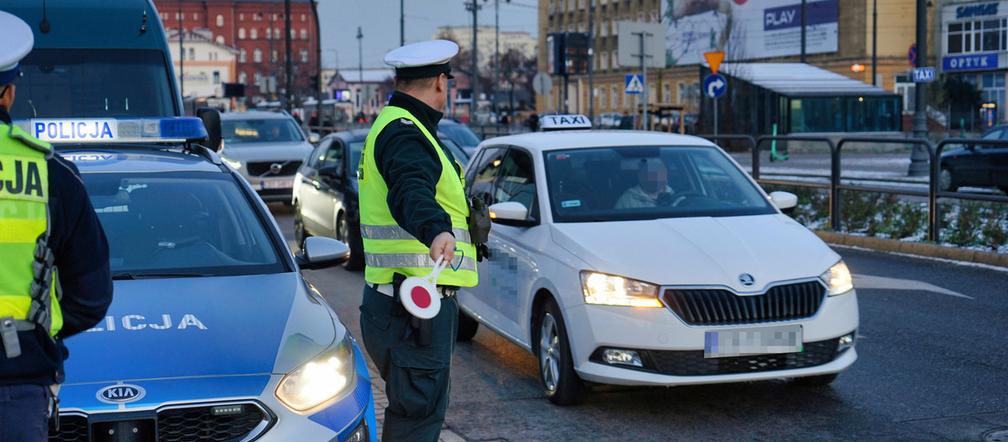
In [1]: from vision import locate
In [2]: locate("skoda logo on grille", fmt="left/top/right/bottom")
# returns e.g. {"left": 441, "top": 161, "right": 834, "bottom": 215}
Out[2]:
{"left": 97, "top": 384, "right": 146, "bottom": 404}
{"left": 269, "top": 163, "right": 284, "bottom": 174}
{"left": 738, "top": 273, "right": 756, "bottom": 287}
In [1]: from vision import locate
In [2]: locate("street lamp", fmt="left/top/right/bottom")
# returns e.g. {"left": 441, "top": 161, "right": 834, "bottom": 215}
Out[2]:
{"left": 356, "top": 26, "right": 365, "bottom": 117}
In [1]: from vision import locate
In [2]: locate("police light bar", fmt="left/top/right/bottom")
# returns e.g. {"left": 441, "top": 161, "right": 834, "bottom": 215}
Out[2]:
{"left": 540, "top": 114, "right": 592, "bottom": 132}
{"left": 16, "top": 117, "right": 208, "bottom": 144}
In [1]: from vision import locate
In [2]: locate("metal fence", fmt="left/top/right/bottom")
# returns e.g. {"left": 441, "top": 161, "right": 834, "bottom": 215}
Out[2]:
{"left": 702, "top": 134, "right": 1008, "bottom": 242}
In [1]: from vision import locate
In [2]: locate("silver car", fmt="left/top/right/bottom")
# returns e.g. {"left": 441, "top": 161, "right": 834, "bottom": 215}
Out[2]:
{"left": 220, "top": 111, "right": 315, "bottom": 204}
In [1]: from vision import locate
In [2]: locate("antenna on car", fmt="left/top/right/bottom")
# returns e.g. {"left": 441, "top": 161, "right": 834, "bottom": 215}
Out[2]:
{"left": 38, "top": 0, "right": 51, "bottom": 33}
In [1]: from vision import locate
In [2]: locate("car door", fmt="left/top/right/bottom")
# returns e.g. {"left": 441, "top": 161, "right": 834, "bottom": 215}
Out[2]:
{"left": 992, "top": 130, "right": 1008, "bottom": 190}
{"left": 961, "top": 128, "right": 1002, "bottom": 187}
{"left": 299, "top": 139, "right": 330, "bottom": 234}
{"left": 480, "top": 147, "right": 542, "bottom": 342}
{"left": 458, "top": 147, "right": 507, "bottom": 332}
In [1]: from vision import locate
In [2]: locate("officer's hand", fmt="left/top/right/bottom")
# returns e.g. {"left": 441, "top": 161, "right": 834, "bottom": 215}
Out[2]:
{"left": 430, "top": 231, "right": 456, "bottom": 264}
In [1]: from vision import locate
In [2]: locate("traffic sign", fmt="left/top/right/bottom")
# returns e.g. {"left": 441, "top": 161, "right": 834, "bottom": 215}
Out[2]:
{"left": 704, "top": 51, "right": 725, "bottom": 74}
{"left": 912, "top": 67, "right": 936, "bottom": 83}
{"left": 703, "top": 74, "right": 727, "bottom": 99}
{"left": 533, "top": 72, "right": 552, "bottom": 95}
{"left": 908, "top": 44, "right": 917, "bottom": 67}
{"left": 625, "top": 74, "right": 644, "bottom": 95}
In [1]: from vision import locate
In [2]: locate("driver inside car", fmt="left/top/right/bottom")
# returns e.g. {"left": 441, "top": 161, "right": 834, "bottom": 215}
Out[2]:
{"left": 614, "top": 157, "right": 674, "bottom": 209}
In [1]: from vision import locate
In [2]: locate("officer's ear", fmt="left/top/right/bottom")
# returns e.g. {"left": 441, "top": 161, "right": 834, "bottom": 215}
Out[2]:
{"left": 0, "top": 84, "right": 14, "bottom": 110}
{"left": 436, "top": 74, "right": 447, "bottom": 94}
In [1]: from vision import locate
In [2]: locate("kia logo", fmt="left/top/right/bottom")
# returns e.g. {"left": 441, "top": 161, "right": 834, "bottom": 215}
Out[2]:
{"left": 97, "top": 384, "right": 146, "bottom": 404}
{"left": 738, "top": 273, "right": 755, "bottom": 287}
{"left": 269, "top": 163, "right": 283, "bottom": 174}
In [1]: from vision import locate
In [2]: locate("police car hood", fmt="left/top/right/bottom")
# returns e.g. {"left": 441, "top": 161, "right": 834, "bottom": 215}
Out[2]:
{"left": 219, "top": 142, "right": 313, "bottom": 163}
{"left": 550, "top": 214, "right": 840, "bottom": 293}
{"left": 61, "top": 272, "right": 341, "bottom": 384}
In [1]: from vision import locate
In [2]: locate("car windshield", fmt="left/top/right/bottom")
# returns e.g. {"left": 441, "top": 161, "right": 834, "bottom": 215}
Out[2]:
{"left": 223, "top": 118, "right": 304, "bottom": 144}
{"left": 544, "top": 146, "right": 775, "bottom": 222}
{"left": 82, "top": 171, "right": 285, "bottom": 277}
{"left": 439, "top": 122, "right": 481, "bottom": 146}
{"left": 9, "top": 49, "right": 177, "bottom": 119}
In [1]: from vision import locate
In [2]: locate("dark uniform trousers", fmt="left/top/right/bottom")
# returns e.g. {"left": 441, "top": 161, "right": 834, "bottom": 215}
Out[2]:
{"left": 360, "top": 284, "right": 458, "bottom": 442}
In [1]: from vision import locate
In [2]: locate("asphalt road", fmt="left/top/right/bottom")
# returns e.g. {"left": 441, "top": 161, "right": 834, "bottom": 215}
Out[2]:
{"left": 270, "top": 206, "right": 1008, "bottom": 441}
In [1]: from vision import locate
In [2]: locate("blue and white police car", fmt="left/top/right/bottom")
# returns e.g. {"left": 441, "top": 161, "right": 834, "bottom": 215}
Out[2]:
{"left": 457, "top": 115, "right": 858, "bottom": 405}
{"left": 18, "top": 116, "right": 377, "bottom": 441}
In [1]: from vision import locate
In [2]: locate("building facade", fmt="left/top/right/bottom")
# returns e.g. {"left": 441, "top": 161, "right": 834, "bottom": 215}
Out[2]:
{"left": 435, "top": 25, "right": 537, "bottom": 70}
{"left": 326, "top": 68, "right": 394, "bottom": 118}
{"left": 939, "top": 0, "right": 1008, "bottom": 127}
{"left": 155, "top": 0, "right": 319, "bottom": 103}
{"left": 538, "top": 0, "right": 926, "bottom": 127}
{"left": 168, "top": 29, "right": 238, "bottom": 99}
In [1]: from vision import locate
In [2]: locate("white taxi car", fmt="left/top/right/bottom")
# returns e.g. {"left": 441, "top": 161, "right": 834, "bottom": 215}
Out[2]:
{"left": 456, "top": 116, "right": 858, "bottom": 405}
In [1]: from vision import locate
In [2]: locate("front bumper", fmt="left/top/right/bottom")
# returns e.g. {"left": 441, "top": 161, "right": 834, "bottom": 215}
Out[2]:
{"left": 564, "top": 289, "right": 859, "bottom": 386}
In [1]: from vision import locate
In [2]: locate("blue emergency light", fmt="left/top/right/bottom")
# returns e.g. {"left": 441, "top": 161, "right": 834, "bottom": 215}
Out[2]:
{"left": 17, "top": 117, "right": 208, "bottom": 144}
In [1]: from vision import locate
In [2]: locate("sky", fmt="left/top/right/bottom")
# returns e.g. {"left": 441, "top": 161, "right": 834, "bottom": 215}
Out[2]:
{"left": 317, "top": 0, "right": 538, "bottom": 70}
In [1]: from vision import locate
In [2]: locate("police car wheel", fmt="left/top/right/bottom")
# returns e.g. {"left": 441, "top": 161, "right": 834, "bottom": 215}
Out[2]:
{"left": 791, "top": 373, "right": 839, "bottom": 387}
{"left": 293, "top": 202, "right": 310, "bottom": 250}
{"left": 535, "top": 299, "right": 584, "bottom": 405}
{"left": 456, "top": 309, "right": 479, "bottom": 342}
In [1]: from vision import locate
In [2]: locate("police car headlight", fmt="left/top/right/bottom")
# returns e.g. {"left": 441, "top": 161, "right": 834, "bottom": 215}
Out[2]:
{"left": 275, "top": 336, "right": 356, "bottom": 412}
{"left": 580, "top": 271, "right": 662, "bottom": 308}
{"left": 821, "top": 261, "right": 854, "bottom": 296}
{"left": 222, "top": 158, "right": 242, "bottom": 170}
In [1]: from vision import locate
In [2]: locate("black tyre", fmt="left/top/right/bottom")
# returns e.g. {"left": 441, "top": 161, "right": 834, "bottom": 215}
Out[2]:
{"left": 792, "top": 373, "right": 839, "bottom": 387}
{"left": 336, "top": 213, "right": 365, "bottom": 271}
{"left": 456, "top": 309, "right": 479, "bottom": 342}
{"left": 939, "top": 167, "right": 959, "bottom": 192}
{"left": 534, "top": 298, "right": 584, "bottom": 405}
{"left": 293, "top": 202, "right": 310, "bottom": 251}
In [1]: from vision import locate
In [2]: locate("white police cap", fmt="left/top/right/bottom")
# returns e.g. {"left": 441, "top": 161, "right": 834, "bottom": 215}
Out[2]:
{"left": 0, "top": 11, "right": 34, "bottom": 85}
{"left": 384, "top": 40, "right": 458, "bottom": 79}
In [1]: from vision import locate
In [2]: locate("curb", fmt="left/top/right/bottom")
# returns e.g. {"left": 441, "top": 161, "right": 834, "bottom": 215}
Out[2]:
{"left": 815, "top": 231, "right": 1008, "bottom": 268}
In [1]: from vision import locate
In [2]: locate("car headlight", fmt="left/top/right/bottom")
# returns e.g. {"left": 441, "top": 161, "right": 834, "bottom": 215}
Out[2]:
{"left": 580, "top": 271, "right": 662, "bottom": 308}
{"left": 222, "top": 158, "right": 242, "bottom": 170}
{"left": 275, "top": 336, "right": 356, "bottom": 412}
{"left": 821, "top": 261, "right": 854, "bottom": 296}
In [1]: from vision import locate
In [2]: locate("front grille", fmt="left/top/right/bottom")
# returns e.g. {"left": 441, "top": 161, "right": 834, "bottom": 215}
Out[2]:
{"left": 50, "top": 414, "right": 88, "bottom": 442}
{"left": 158, "top": 403, "right": 269, "bottom": 442}
{"left": 663, "top": 280, "right": 826, "bottom": 326}
{"left": 640, "top": 338, "right": 839, "bottom": 376}
{"left": 246, "top": 160, "right": 301, "bottom": 176}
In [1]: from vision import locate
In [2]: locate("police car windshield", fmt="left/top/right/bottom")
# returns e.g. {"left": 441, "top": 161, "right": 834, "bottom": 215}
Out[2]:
{"left": 544, "top": 146, "right": 775, "bottom": 222}
{"left": 82, "top": 171, "right": 285, "bottom": 277}
{"left": 222, "top": 118, "right": 304, "bottom": 144}
{"left": 9, "top": 49, "right": 176, "bottom": 119}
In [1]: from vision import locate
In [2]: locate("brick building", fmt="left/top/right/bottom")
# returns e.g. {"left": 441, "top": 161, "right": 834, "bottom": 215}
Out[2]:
{"left": 155, "top": 0, "right": 319, "bottom": 103}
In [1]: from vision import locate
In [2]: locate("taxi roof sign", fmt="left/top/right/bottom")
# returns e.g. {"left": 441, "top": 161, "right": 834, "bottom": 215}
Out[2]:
{"left": 540, "top": 114, "right": 592, "bottom": 132}
{"left": 17, "top": 117, "right": 208, "bottom": 144}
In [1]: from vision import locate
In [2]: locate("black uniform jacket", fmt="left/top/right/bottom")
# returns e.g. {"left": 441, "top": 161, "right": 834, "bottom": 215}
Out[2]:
{"left": 374, "top": 91, "right": 462, "bottom": 247}
{"left": 0, "top": 108, "right": 113, "bottom": 386}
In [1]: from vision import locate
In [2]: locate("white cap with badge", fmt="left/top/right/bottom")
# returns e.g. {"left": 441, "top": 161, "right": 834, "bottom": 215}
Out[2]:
{"left": 384, "top": 40, "right": 458, "bottom": 80}
{"left": 0, "top": 11, "right": 34, "bottom": 86}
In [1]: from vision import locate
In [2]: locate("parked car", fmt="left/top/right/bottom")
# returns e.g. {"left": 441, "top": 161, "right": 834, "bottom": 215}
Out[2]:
{"left": 220, "top": 111, "right": 315, "bottom": 204}
{"left": 292, "top": 129, "right": 470, "bottom": 270}
{"left": 940, "top": 125, "right": 1008, "bottom": 193}
{"left": 439, "top": 118, "right": 482, "bottom": 156}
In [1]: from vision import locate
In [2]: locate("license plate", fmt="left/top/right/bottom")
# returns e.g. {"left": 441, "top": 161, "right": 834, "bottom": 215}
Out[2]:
{"left": 260, "top": 180, "right": 292, "bottom": 190}
{"left": 704, "top": 325, "right": 803, "bottom": 358}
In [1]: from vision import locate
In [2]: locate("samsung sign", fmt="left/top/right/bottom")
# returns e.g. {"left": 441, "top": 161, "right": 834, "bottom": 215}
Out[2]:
{"left": 956, "top": 2, "right": 999, "bottom": 18}
{"left": 943, "top": 53, "right": 1000, "bottom": 72}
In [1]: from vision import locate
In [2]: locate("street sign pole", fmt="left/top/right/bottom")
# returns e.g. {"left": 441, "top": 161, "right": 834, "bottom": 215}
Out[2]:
{"left": 640, "top": 33, "right": 648, "bottom": 131}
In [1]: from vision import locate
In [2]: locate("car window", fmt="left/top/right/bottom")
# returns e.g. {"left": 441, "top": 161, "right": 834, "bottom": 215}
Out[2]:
{"left": 982, "top": 129, "right": 1003, "bottom": 140}
{"left": 222, "top": 118, "right": 305, "bottom": 144}
{"left": 439, "top": 122, "right": 481, "bottom": 146}
{"left": 439, "top": 137, "right": 470, "bottom": 164}
{"left": 467, "top": 147, "right": 506, "bottom": 206}
{"left": 307, "top": 138, "right": 332, "bottom": 169}
{"left": 321, "top": 140, "right": 344, "bottom": 169}
{"left": 349, "top": 140, "right": 365, "bottom": 178}
{"left": 494, "top": 149, "right": 538, "bottom": 219}
{"left": 83, "top": 171, "right": 285, "bottom": 277}
{"left": 544, "top": 146, "right": 775, "bottom": 222}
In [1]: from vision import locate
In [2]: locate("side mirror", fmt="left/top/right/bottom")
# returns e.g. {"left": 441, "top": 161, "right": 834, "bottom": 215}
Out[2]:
{"left": 489, "top": 201, "right": 535, "bottom": 226}
{"left": 196, "top": 108, "right": 223, "bottom": 152}
{"left": 769, "top": 191, "right": 798, "bottom": 212}
{"left": 309, "top": 132, "right": 321, "bottom": 144}
{"left": 296, "top": 236, "right": 350, "bottom": 270}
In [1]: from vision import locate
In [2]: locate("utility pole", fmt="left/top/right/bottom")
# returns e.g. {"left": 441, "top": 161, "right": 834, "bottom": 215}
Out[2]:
{"left": 178, "top": 0, "right": 184, "bottom": 99}
{"left": 465, "top": 0, "right": 481, "bottom": 123}
{"left": 357, "top": 26, "right": 364, "bottom": 118}
{"left": 494, "top": 0, "right": 499, "bottom": 121}
{"left": 400, "top": 0, "right": 405, "bottom": 46}
{"left": 587, "top": 0, "right": 595, "bottom": 121}
{"left": 639, "top": 32, "right": 648, "bottom": 131}
{"left": 871, "top": 0, "right": 878, "bottom": 85}
{"left": 799, "top": 0, "right": 807, "bottom": 63}
{"left": 284, "top": 0, "right": 293, "bottom": 111}
{"left": 909, "top": 0, "right": 929, "bottom": 176}
{"left": 311, "top": 1, "right": 321, "bottom": 104}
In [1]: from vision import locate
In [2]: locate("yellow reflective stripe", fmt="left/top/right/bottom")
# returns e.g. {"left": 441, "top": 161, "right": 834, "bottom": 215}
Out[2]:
{"left": 0, "top": 294, "right": 30, "bottom": 318}
{"left": 0, "top": 218, "right": 46, "bottom": 243}
{"left": 363, "top": 253, "right": 477, "bottom": 272}
{"left": 359, "top": 224, "right": 472, "bottom": 243}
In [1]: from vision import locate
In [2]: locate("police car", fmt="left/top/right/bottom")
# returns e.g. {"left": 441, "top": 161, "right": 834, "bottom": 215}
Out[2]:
{"left": 17, "top": 116, "right": 377, "bottom": 440}
{"left": 456, "top": 115, "right": 858, "bottom": 405}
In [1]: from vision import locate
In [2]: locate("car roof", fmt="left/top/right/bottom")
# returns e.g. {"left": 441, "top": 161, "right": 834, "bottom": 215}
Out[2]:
{"left": 6, "top": 0, "right": 168, "bottom": 51}
{"left": 480, "top": 130, "right": 718, "bottom": 153}
{"left": 327, "top": 129, "right": 369, "bottom": 142}
{"left": 59, "top": 147, "right": 226, "bottom": 174}
{"left": 221, "top": 111, "right": 294, "bottom": 120}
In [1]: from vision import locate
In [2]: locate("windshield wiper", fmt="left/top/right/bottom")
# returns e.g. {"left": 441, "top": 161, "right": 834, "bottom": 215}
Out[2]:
{"left": 112, "top": 272, "right": 209, "bottom": 280}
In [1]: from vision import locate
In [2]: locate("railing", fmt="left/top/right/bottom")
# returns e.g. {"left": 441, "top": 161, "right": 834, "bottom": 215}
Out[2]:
{"left": 701, "top": 134, "right": 1008, "bottom": 243}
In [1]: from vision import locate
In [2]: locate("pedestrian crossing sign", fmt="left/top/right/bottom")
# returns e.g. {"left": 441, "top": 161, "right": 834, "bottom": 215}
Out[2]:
{"left": 625, "top": 74, "right": 644, "bottom": 95}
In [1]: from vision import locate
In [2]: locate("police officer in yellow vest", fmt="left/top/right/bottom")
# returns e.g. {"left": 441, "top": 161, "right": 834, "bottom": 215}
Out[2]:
{"left": 0, "top": 12, "right": 112, "bottom": 441}
{"left": 358, "top": 40, "right": 479, "bottom": 441}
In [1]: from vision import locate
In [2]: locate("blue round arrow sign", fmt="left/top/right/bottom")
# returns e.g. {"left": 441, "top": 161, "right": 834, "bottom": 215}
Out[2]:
{"left": 704, "top": 74, "right": 727, "bottom": 99}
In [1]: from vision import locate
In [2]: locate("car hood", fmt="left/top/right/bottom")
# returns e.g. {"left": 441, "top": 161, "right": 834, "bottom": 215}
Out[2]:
{"left": 62, "top": 272, "right": 341, "bottom": 385}
{"left": 550, "top": 214, "right": 840, "bottom": 293}
{"left": 220, "top": 142, "right": 313, "bottom": 163}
